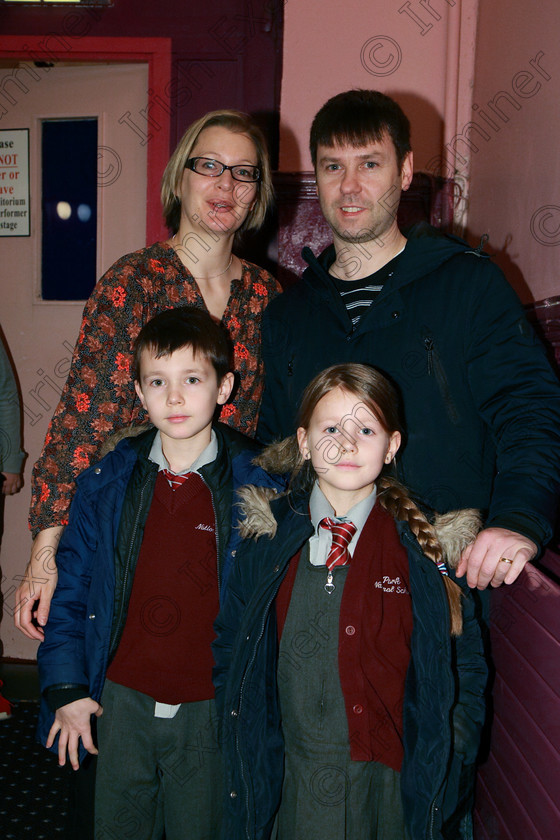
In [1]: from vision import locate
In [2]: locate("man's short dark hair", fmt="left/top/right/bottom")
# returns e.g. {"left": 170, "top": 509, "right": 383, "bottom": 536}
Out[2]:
{"left": 310, "top": 89, "right": 411, "bottom": 170}
{"left": 133, "top": 306, "right": 231, "bottom": 382}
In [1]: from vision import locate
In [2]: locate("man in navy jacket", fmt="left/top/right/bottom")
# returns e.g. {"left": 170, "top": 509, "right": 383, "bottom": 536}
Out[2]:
{"left": 257, "top": 89, "right": 560, "bottom": 589}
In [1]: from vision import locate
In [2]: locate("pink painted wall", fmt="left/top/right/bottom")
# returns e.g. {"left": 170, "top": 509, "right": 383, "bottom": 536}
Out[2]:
{"left": 0, "top": 64, "right": 147, "bottom": 661}
{"left": 457, "top": 0, "right": 560, "bottom": 303}
{"left": 279, "top": 0, "right": 457, "bottom": 173}
{"left": 279, "top": 0, "right": 560, "bottom": 305}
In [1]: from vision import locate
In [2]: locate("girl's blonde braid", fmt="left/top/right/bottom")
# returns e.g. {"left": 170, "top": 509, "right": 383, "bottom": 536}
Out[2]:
{"left": 377, "top": 476, "right": 463, "bottom": 635}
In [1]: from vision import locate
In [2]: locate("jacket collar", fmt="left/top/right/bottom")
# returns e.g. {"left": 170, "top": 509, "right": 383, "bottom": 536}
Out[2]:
{"left": 238, "top": 462, "right": 481, "bottom": 571}
{"left": 125, "top": 425, "right": 158, "bottom": 459}
{"left": 199, "top": 423, "right": 232, "bottom": 490}
{"left": 113, "top": 422, "right": 250, "bottom": 478}
{"left": 301, "top": 224, "right": 486, "bottom": 299}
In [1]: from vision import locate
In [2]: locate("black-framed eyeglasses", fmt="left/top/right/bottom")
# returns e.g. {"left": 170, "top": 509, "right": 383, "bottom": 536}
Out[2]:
{"left": 185, "top": 157, "right": 260, "bottom": 183}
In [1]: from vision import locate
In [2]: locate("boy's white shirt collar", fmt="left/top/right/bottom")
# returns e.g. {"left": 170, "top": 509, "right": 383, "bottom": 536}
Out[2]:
{"left": 308, "top": 481, "right": 377, "bottom": 566}
{"left": 148, "top": 429, "right": 218, "bottom": 475}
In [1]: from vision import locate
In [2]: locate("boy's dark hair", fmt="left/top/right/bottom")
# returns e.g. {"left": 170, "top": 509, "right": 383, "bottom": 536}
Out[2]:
{"left": 133, "top": 306, "right": 231, "bottom": 382}
{"left": 309, "top": 89, "right": 411, "bottom": 171}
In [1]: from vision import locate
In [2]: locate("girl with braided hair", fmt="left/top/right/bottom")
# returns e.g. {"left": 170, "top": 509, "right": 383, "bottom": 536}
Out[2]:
{"left": 213, "top": 364, "right": 488, "bottom": 840}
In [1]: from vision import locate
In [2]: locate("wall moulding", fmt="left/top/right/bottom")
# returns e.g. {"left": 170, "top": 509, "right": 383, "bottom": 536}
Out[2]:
{"left": 0, "top": 35, "right": 172, "bottom": 244}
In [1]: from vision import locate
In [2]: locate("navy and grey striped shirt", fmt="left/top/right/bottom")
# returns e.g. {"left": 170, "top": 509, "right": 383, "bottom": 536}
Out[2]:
{"left": 330, "top": 250, "right": 404, "bottom": 328}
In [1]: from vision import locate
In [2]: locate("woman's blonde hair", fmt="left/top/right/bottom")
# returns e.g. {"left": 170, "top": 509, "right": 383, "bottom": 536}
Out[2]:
{"left": 294, "top": 363, "right": 464, "bottom": 635}
{"left": 160, "top": 109, "right": 273, "bottom": 236}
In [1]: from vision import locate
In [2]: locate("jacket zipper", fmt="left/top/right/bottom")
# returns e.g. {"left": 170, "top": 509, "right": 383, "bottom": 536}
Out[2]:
{"left": 237, "top": 588, "right": 278, "bottom": 840}
{"left": 400, "top": 528, "right": 452, "bottom": 840}
{"left": 464, "top": 233, "right": 489, "bottom": 257}
{"left": 423, "top": 334, "right": 460, "bottom": 425}
{"left": 429, "top": 798, "right": 437, "bottom": 839}
{"left": 233, "top": 517, "right": 312, "bottom": 838}
{"left": 287, "top": 354, "right": 294, "bottom": 377}
{"left": 207, "top": 481, "right": 221, "bottom": 591}
{"left": 425, "top": 338, "right": 434, "bottom": 375}
{"left": 108, "top": 473, "right": 151, "bottom": 657}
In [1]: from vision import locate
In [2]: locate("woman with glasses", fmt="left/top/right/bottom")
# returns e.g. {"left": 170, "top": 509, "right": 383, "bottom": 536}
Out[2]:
{"left": 16, "top": 110, "right": 281, "bottom": 643}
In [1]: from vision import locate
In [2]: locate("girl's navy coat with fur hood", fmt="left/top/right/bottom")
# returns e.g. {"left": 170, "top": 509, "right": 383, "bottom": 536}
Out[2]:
{"left": 213, "top": 474, "right": 488, "bottom": 840}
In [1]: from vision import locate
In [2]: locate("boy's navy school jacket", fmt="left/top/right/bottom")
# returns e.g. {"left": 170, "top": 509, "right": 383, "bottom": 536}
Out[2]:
{"left": 37, "top": 423, "right": 284, "bottom": 761}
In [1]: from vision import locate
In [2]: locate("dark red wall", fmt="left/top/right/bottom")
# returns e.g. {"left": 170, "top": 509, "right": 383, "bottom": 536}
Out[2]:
{"left": 0, "top": 0, "right": 283, "bottom": 158}
{"left": 475, "top": 566, "right": 560, "bottom": 839}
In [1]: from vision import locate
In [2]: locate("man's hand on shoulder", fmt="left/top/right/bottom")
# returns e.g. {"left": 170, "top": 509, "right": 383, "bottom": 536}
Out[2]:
{"left": 456, "top": 527, "right": 537, "bottom": 589}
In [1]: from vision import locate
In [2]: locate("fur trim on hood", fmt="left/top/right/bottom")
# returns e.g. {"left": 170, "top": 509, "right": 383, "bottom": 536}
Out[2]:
{"left": 238, "top": 484, "right": 480, "bottom": 568}
{"left": 243, "top": 442, "right": 481, "bottom": 637}
{"left": 253, "top": 437, "right": 301, "bottom": 474}
{"left": 245, "top": 438, "right": 481, "bottom": 566}
{"left": 99, "top": 423, "right": 153, "bottom": 458}
{"left": 428, "top": 508, "right": 482, "bottom": 569}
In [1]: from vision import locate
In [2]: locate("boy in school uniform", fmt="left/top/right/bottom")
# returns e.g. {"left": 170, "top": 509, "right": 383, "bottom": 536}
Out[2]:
{"left": 37, "top": 306, "right": 279, "bottom": 840}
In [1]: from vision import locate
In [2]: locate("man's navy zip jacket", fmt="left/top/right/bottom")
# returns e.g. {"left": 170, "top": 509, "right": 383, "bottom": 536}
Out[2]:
{"left": 257, "top": 232, "right": 560, "bottom": 548}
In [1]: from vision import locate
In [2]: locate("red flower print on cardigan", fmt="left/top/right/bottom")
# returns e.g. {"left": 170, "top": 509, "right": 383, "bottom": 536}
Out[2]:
{"left": 98, "top": 402, "right": 118, "bottom": 415}
{"left": 71, "top": 446, "right": 91, "bottom": 471}
{"left": 234, "top": 342, "right": 250, "bottom": 360}
{"left": 97, "top": 313, "right": 116, "bottom": 338}
{"left": 115, "top": 353, "right": 131, "bottom": 372}
{"left": 29, "top": 242, "right": 281, "bottom": 534}
{"left": 92, "top": 417, "right": 114, "bottom": 437}
{"left": 219, "top": 404, "right": 236, "bottom": 419}
{"left": 111, "top": 368, "right": 131, "bottom": 387}
{"left": 112, "top": 286, "right": 127, "bottom": 307}
{"left": 81, "top": 367, "right": 98, "bottom": 388}
{"left": 75, "top": 393, "right": 91, "bottom": 413}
